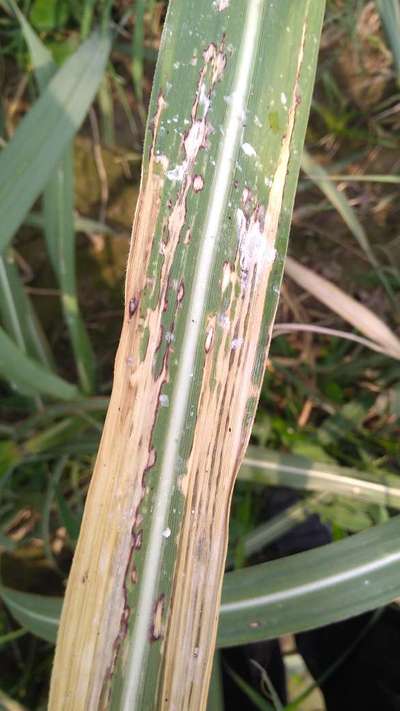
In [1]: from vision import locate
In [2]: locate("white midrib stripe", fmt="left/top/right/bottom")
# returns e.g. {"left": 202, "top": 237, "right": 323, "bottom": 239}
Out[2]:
{"left": 121, "top": 2, "right": 264, "bottom": 708}
{"left": 220, "top": 549, "right": 400, "bottom": 613}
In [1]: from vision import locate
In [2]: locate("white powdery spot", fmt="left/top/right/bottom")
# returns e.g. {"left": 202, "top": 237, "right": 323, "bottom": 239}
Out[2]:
{"left": 236, "top": 207, "right": 276, "bottom": 287}
{"left": 231, "top": 337, "right": 244, "bottom": 350}
{"left": 214, "top": 0, "right": 229, "bottom": 10}
{"left": 198, "top": 83, "right": 211, "bottom": 114}
{"left": 166, "top": 164, "right": 185, "bottom": 182}
{"left": 218, "top": 313, "right": 230, "bottom": 329}
{"left": 159, "top": 394, "right": 169, "bottom": 407}
{"left": 155, "top": 154, "right": 169, "bottom": 171}
{"left": 280, "top": 92, "right": 287, "bottom": 106}
{"left": 184, "top": 119, "right": 207, "bottom": 159}
{"left": 162, "top": 527, "right": 171, "bottom": 539}
{"left": 241, "top": 142, "right": 257, "bottom": 157}
{"left": 254, "top": 115, "right": 262, "bottom": 128}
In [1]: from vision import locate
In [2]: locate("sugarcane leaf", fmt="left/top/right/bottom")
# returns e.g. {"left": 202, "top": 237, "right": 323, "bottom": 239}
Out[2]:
{"left": 375, "top": 0, "right": 400, "bottom": 83}
{"left": 0, "top": 30, "right": 111, "bottom": 254}
{"left": 4, "top": 0, "right": 55, "bottom": 89}
{"left": 4, "top": 516, "right": 400, "bottom": 651}
{"left": 0, "top": 250, "right": 53, "bottom": 370}
{"left": 0, "top": 327, "right": 79, "bottom": 400}
{"left": 240, "top": 446, "right": 400, "bottom": 509}
{"left": 4, "top": 7, "right": 97, "bottom": 391}
{"left": 42, "top": 148, "right": 95, "bottom": 393}
{"left": 0, "top": 584, "right": 61, "bottom": 644}
{"left": 219, "top": 514, "right": 400, "bottom": 647}
{"left": 50, "top": 1, "right": 326, "bottom": 706}
{"left": 301, "top": 150, "right": 394, "bottom": 300}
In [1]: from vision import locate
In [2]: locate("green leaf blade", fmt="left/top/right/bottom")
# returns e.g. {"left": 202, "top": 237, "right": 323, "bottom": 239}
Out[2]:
{"left": 219, "top": 515, "right": 400, "bottom": 647}
{"left": 0, "top": 30, "right": 111, "bottom": 254}
{"left": 0, "top": 327, "right": 79, "bottom": 400}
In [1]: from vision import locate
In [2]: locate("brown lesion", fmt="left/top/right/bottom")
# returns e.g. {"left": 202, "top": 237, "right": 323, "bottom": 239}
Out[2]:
{"left": 150, "top": 593, "right": 166, "bottom": 642}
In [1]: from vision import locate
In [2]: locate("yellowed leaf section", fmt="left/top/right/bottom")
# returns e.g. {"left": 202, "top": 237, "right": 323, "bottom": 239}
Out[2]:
{"left": 49, "top": 98, "right": 170, "bottom": 711}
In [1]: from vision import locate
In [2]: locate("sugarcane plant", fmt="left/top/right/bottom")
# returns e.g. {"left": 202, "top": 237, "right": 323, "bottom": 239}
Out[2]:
{"left": 49, "top": 0, "right": 326, "bottom": 708}
{"left": 2, "top": 1, "right": 400, "bottom": 710}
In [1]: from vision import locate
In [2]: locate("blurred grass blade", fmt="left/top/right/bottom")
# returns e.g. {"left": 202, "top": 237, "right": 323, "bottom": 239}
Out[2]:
{"left": 0, "top": 249, "right": 53, "bottom": 369}
{"left": 219, "top": 514, "right": 400, "bottom": 647}
{"left": 376, "top": 0, "right": 400, "bottom": 83}
{"left": 25, "top": 211, "right": 115, "bottom": 236}
{"left": 273, "top": 321, "right": 394, "bottom": 355}
{"left": 50, "top": 1, "right": 325, "bottom": 708}
{"left": 243, "top": 493, "right": 327, "bottom": 557}
{"left": 8, "top": 5, "right": 96, "bottom": 392}
{"left": 0, "top": 328, "right": 79, "bottom": 400}
{"left": 285, "top": 609, "right": 383, "bottom": 711}
{"left": 285, "top": 255, "right": 400, "bottom": 359}
{"left": 43, "top": 149, "right": 95, "bottom": 393}
{"left": 42, "top": 457, "right": 68, "bottom": 565}
{"left": 0, "top": 688, "right": 29, "bottom": 711}
{"left": 224, "top": 665, "right": 275, "bottom": 711}
{"left": 0, "top": 584, "right": 60, "bottom": 644}
{"left": 131, "top": 0, "right": 146, "bottom": 121}
{"left": 207, "top": 653, "right": 225, "bottom": 711}
{"left": 98, "top": 74, "right": 115, "bottom": 146}
{"left": 301, "top": 150, "right": 394, "bottom": 300}
{"left": 306, "top": 173, "right": 400, "bottom": 184}
{"left": 3, "top": 0, "right": 54, "bottom": 89}
{"left": 4, "top": 515, "right": 400, "bottom": 650}
{"left": 0, "top": 30, "right": 111, "bottom": 254}
{"left": 240, "top": 446, "right": 400, "bottom": 509}
{"left": 81, "top": 0, "right": 97, "bottom": 39}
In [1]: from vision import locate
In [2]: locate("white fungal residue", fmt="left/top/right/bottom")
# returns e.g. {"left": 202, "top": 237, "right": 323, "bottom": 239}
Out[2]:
{"left": 166, "top": 163, "right": 185, "bottom": 182}
{"left": 241, "top": 142, "right": 257, "bottom": 157}
{"left": 218, "top": 313, "right": 230, "bottom": 329}
{"left": 214, "top": 0, "right": 230, "bottom": 9}
{"left": 236, "top": 207, "right": 276, "bottom": 287}
{"left": 159, "top": 394, "right": 169, "bottom": 407}
{"left": 280, "top": 92, "right": 287, "bottom": 106}
{"left": 155, "top": 154, "right": 169, "bottom": 171}
{"left": 162, "top": 527, "right": 171, "bottom": 539}
{"left": 231, "top": 337, "right": 244, "bottom": 350}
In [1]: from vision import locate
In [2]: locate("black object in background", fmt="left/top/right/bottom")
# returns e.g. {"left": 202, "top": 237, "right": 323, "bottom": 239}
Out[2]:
{"left": 222, "top": 488, "right": 400, "bottom": 710}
